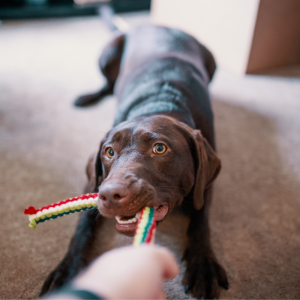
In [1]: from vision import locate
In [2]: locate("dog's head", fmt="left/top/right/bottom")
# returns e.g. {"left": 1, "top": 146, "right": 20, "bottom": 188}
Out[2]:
{"left": 86, "top": 115, "right": 221, "bottom": 235}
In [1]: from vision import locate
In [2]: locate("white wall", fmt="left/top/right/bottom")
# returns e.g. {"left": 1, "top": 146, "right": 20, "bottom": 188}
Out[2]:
{"left": 151, "top": 0, "right": 260, "bottom": 74}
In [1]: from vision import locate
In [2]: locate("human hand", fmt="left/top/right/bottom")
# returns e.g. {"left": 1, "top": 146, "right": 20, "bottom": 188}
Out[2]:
{"left": 73, "top": 245, "right": 179, "bottom": 299}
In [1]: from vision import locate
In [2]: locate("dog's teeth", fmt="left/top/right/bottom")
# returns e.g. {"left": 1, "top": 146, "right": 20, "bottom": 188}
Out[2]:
{"left": 135, "top": 212, "right": 141, "bottom": 220}
{"left": 115, "top": 215, "right": 138, "bottom": 224}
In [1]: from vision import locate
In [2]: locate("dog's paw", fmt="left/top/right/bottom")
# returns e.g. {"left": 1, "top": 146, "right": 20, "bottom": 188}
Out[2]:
{"left": 39, "top": 257, "right": 84, "bottom": 297}
{"left": 182, "top": 251, "right": 228, "bottom": 299}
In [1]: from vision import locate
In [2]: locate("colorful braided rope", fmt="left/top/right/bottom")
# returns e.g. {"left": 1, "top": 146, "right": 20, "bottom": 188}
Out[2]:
{"left": 24, "top": 194, "right": 156, "bottom": 245}
{"left": 133, "top": 207, "right": 156, "bottom": 246}
{"left": 24, "top": 193, "right": 98, "bottom": 229}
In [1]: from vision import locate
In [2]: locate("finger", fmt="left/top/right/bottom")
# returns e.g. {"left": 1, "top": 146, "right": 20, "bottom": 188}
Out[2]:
{"left": 157, "top": 288, "right": 166, "bottom": 300}
{"left": 153, "top": 246, "right": 180, "bottom": 279}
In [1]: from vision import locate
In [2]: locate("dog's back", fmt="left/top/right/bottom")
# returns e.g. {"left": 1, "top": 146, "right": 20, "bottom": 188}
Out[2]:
{"left": 114, "top": 25, "right": 217, "bottom": 147}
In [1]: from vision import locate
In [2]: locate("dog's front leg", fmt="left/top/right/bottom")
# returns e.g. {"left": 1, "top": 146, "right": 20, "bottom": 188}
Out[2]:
{"left": 39, "top": 209, "right": 102, "bottom": 297}
{"left": 183, "top": 188, "right": 229, "bottom": 299}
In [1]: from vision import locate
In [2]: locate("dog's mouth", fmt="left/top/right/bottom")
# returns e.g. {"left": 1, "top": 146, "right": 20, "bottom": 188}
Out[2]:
{"left": 115, "top": 204, "right": 169, "bottom": 236}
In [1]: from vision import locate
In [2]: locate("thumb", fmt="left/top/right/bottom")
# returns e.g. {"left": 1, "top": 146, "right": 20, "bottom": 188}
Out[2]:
{"left": 154, "top": 246, "right": 180, "bottom": 280}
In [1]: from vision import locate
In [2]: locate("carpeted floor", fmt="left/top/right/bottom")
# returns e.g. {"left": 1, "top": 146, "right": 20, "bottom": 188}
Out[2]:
{"left": 0, "top": 13, "right": 300, "bottom": 299}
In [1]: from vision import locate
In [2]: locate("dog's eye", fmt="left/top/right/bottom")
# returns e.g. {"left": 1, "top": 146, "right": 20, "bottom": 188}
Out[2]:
{"left": 153, "top": 143, "right": 167, "bottom": 155}
{"left": 106, "top": 147, "right": 114, "bottom": 158}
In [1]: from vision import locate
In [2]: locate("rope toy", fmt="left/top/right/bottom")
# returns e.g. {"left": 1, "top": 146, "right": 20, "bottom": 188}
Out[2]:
{"left": 24, "top": 194, "right": 156, "bottom": 244}
{"left": 133, "top": 206, "right": 156, "bottom": 245}
{"left": 24, "top": 193, "right": 98, "bottom": 230}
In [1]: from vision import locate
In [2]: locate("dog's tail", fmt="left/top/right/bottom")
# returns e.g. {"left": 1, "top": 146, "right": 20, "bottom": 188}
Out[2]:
{"left": 74, "top": 5, "right": 128, "bottom": 107}
{"left": 99, "top": 4, "right": 129, "bottom": 33}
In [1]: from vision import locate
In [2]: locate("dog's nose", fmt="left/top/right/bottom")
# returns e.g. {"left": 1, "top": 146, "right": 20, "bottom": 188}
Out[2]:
{"left": 98, "top": 182, "right": 128, "bottom": 204}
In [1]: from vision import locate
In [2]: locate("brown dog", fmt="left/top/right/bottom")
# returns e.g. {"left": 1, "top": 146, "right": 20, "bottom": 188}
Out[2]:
{"left": 40, "top": 25, "right": 228, "bottom": 299}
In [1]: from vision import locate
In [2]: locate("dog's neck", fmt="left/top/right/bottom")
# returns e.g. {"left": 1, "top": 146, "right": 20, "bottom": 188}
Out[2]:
{"left": 114, "top": 82, "right": 195, "bottom": 128}
{"left": 127, "top": 98, "right": 195, "bottom": 128}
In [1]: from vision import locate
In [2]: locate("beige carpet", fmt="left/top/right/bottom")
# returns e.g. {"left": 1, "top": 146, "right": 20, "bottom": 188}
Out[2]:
{"left": 1, "top": 13, "right": 300, "bottom": 299}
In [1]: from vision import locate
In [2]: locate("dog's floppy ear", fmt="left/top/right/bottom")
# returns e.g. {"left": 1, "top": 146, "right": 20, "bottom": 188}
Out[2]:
{"left": 85, "top": 135, "right": 108, "bottom": 193}
{"left": 191, "top": 130, "right": 221, "bottom": 210}
{"left": 85, "top": 152, "right": 98, "bottom": 193}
